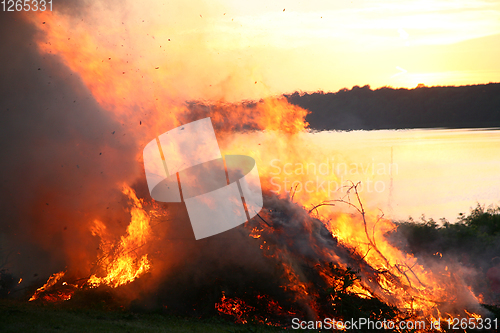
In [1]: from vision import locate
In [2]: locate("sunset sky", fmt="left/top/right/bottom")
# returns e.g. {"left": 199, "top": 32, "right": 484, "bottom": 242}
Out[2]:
{"left": 214, "top": 0, "right": 500, "bottom": 93}
{"left": 23, "top": 0, "right": 500, "bottom": 102}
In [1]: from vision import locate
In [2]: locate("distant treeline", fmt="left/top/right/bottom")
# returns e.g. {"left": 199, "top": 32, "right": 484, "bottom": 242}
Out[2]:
{"left": 286, "top": 83, "right": 500, "bottom": 130}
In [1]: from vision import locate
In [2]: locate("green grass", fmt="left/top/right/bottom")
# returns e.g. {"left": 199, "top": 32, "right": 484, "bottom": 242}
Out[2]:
{"left": 0, "top": 299, "right": 288, "bottom": 333}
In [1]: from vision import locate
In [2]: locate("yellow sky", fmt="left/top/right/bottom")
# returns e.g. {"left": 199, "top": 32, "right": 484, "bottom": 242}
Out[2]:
{"left": 202, "top": 0, "right": 500, "bottom": 94}
{"left": 33, "top": 0, "right": 500, "bottom": 102}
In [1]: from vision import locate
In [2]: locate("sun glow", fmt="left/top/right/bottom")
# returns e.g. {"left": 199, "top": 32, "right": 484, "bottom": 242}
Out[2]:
{"left": 25, "top": 0, "right": 500, "bottom": 99}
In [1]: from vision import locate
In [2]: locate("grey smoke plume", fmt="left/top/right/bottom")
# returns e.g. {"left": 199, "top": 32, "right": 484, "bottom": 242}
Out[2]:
{"left": 0, "top": 10, "right": 141, "bottom": 285}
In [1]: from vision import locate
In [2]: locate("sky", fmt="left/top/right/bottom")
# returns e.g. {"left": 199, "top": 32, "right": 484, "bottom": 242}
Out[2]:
{"left": 10, "top": 0, "right": 497, "bottom": 103}
{"left": 216, "top": 0, "right": 500, "bottom": 93}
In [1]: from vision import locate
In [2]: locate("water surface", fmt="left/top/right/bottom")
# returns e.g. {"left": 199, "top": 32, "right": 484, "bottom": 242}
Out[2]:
{"left": 310, "top": 128, "right": 500, "bottom": 221}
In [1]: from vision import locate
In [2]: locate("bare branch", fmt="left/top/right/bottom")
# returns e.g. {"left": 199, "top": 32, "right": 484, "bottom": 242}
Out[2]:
{"left": 256, "top": 213, "right": 272, "bottom": 228}
{"left": 290, "top": 183, "right": 299, "bottom": 202}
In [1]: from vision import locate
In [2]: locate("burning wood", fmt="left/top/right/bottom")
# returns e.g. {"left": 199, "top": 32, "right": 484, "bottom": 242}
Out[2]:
{"left": 29, "top": 271, "right": 73, "bottom": 302}
{"left": 22, "top": 166, "right": 493, "bottom": 332}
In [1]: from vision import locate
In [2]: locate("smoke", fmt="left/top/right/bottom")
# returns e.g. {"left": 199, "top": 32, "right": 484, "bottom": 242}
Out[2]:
{"left": 0, "top": 9, "right": 141, "bottom": 284}
{"left": 0, "top": 1, "right": 308, "bottom": 291}
{"left": 388, "top": 208, "right": 500, "bottom": 305}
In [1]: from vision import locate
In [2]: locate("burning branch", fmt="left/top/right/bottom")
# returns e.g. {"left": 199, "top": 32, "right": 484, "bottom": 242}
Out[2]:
{"left": 310, "top": 182, "right": 391, "bottom": 268}
{"left": 29, "top": 271, "right": 67, "bottom": 302}
{"left": 256, "top": 213, "right": 272, "bottom": 228}
{"left": 307, "top": 181, "right": 449, "bottom": 318}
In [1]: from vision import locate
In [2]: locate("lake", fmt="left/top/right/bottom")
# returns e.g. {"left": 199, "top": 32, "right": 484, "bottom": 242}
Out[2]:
{"left": 223, "top": 128, "right": 500, "bottom": 222}
{"left": 310, "top": 128, "right": 500, "bottom": 222}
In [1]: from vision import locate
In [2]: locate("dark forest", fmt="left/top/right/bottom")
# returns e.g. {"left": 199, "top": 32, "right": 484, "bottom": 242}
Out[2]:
{"left": 286, "top": 83, "right": 500, "bottom": 130}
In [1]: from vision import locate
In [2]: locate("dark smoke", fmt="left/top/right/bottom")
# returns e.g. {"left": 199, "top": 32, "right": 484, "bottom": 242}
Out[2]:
{"left": 0, "top": 10, "right": 141, "bottom": 287}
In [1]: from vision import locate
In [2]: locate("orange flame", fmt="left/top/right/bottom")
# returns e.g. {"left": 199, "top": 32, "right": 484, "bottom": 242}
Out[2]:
{"left": 88, "top": 185, "right": 151, "bottom": 288}
{"left": 215, "top": 292, "right": 255, "bottom": 324}
{"left": 29, "top": 271, "right": 66, "bottom": 301}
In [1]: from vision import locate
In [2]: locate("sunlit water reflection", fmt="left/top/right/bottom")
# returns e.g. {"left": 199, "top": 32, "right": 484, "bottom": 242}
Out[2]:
{"left": 224, "top": 128, "right": 500, "bottom": 223}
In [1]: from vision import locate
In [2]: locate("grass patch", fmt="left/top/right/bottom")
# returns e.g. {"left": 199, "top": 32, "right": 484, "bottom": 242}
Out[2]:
{"left": 0, "top": 299, "right": 288, "bottom": 333}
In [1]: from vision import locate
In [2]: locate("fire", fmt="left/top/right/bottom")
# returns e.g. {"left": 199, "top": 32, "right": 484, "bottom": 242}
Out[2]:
{"left": 221, "top": 131, "right": 463, "bottom": 320}
{"left": 216, "top": 292, "right": 300, "bottom": 326}
{"left": 464, "top": 309, "right": 482, "bottom": 319}
{"left": 29, "top": 271, "right": 68, "bottom": 302}
{"left": 25, "top": 9, "right": 310, "bottom": 143}
{"left": 29, "top": 185, "right": 152, "bottom": 301}
{"left": 21, "top": 3, "right": 493, "bottom": 329}
{"left": 88, "top": 186, "right": 152, "bottom": 288}
{"left": 216, "top": 292, "right": 255, "bottom": 324}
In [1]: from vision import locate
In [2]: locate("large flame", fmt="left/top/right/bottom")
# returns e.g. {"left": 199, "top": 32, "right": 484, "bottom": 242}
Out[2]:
{"left": 88, "top": 186, "right": 151, "bottom": 288}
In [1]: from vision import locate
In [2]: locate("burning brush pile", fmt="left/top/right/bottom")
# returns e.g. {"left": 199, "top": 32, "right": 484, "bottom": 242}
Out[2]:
{"left": 22, "top": 181, "right": 494, "bottom": 331}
